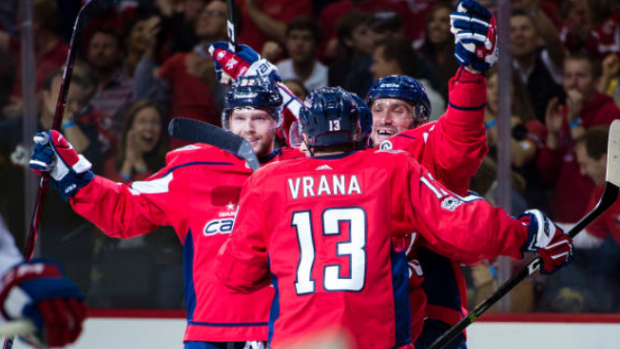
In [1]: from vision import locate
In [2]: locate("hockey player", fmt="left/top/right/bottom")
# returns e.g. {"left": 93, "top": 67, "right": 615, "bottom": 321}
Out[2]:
{"left": 216, "top": 87, "right": 573, "bottom": 349}
{"left": 0, "top": 214, "right": 86, "bottom": 348}
{"left": 366, "top": 1, "right": 498, "bottom": 347}
{"left": 28, "top": 75, "right": 303, "bottom": 348}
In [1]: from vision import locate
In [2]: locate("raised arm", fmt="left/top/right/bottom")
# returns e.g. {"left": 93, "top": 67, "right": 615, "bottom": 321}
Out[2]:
{"left": 403, "top": 155, "right": 572, "bottom": 273}
{"left": 29, "top": 130, "right": 172, "bottom": 239}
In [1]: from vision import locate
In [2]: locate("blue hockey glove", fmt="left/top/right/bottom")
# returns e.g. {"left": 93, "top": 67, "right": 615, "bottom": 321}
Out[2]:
{"left": 29, "top": 130, "right": 94, "bottom": 200}
{"left": 450, "top": 0, "right": 498, "bottom": 72}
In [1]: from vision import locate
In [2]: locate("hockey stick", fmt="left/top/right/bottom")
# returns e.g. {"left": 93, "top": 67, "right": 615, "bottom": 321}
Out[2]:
{"left": 226, "top": 0, "right": 238, "bottom": 52}
{"left": 428, "top": 119, "right": 620, "bottom": 349}
{"left": 11, "top": 1, "right": 119, "bottom": 349}
{"left": 24, "top": 0, "right": 120, "bottom": 260}
{"left": 168, "top": 118, "right": 260, "bottom": 171}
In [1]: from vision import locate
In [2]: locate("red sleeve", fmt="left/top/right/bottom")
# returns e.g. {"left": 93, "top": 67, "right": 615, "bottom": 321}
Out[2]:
{"left": 403, "top": 155, "right": 528, "bottom": 265}
{"left": 419, "top": 68, "right": 488, "bottom": 195}
{"left": 216, "top": 174, "right": 271, "bottom": 293}
{"left": 70, "top": 171, "right": 171, "bottom": 239}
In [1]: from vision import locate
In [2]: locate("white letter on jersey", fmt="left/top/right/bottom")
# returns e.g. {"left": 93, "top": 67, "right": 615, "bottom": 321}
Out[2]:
{"left": 333, "top": 175, "right": 345, "bottom": 195}
{"left": 288, "top": 178, "right": 301, "bottom": 200}
{"left": 317, "top": 175, "right": 332, "bottom": 196}
{"left": 347, "top": 175, "right": 362, "bottom": 195}
{"left": 303, "top": 177, "right": 315, "bottom": 198}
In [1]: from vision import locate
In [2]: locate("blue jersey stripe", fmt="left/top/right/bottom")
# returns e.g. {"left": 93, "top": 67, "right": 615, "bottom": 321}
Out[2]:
{"left": 184, "top": 229, "right": 198, "bottom": 321}
{"left": 391, "top": 244, "right": 412, "bottom": 347}
{"left": 268, "top": 258, "right": 280, "bottom": 345}
{"left": 164, "top": 161, "right": 235, "bottom": 177}
{"left": 418, "top": 247, "right": 463, "bottom": 314}
{"left": 187, "top": 321, "right": 268, "bottom": 327}
{"left": 448, "top": 101, "right": 487, "bottom": 111}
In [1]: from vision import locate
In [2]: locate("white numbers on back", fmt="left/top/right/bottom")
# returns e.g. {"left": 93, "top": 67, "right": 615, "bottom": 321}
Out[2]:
{"left": 292, "top": 207, "right": 367, "bottom": 295}
{"left": 328, "top": 120, "right": 341, "bottom": 131}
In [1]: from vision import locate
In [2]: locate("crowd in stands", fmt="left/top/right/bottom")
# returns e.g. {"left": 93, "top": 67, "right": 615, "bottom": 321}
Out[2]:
{"left": 1, "top": 0, "right": 620, "bottom": 313}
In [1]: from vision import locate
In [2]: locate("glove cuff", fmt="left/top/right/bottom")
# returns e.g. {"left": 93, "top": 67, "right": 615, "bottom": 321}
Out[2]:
{"left": 52, "top": 170, "right": 94, "bottom": 201}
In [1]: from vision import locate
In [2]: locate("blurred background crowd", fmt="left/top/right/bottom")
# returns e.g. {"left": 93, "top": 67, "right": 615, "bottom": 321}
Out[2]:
{"left": 1, "top": 0, "right": 620, "bottom": 313}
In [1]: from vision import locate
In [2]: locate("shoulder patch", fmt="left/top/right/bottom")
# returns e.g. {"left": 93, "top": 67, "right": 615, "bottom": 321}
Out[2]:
{"left": 379, "top": 140, "right": 393, "bottom": 150}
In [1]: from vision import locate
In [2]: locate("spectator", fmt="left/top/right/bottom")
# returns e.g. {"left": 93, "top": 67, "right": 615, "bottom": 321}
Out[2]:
{"left": 540, "top": 126, "right": 620, "bottom": 313}
{"left": 105, "top": 100, "right": 167, "bottom": 182}
{"left": 572, "top": 126, "right": 619, "bottom": 247}
{"left": 318, "top": 0, "right": 417, "bottom": 60}
{"left": 91, "top": 99, "right": 180, "bottom": 309}
{"left": 418, "top": 3, "right": 460, "bottom": 96}
{"left": 560, "top": 0, "right": 620, "bottom": 58}
{"left": 367, "top": 13, "right": 444, "bottom": 94}
{"left": 0, "top": 69, "right": 103, "bottom": 294}
{"left": 328, "top": 12, "right": 374, "bottom": 90}
{"left": 599, "top": 54, "right": 620, "bottom": 107}
{"left": 276, "top": 17, "right": 327, "bottom": 91}
{"left": 485, "top": 68, "right": 539, "bottom": 169}
{"left": 537, "top": 53, "right": 620, "bottom": 223}
{"left": 510, "top": 8, "right": 565, "bottom": 121}
{"left": 123, "top": 15, "right": 161, "bottom": 77}
{"left": 237, "top": 0, "right": 312, "bottom": 53}
{"left": 369, "top": 37, "right": 445, "bottom": 120}
{"left": 2, "top": 0, "right": 69, "bottom": 119}
{"left": 87, "top": 27, "right": 134, "bottom": 126}
{"left": 135, "top": 0, "right": 228, "bottom": 149}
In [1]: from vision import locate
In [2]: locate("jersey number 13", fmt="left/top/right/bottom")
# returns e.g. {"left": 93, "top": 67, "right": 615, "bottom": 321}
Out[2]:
{"left": 291, "top": 207, "right": 367, "bottom": 295}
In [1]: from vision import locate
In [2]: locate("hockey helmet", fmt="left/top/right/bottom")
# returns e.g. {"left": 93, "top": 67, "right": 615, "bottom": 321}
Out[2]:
{"left": 366, "top": 75, "right": 431, "bottom": 124}
{"left": 299, "top": 87, "right": 360, "bottom": 148}
{"left": 222, "top": 75, "right": 283, "bottom": 129}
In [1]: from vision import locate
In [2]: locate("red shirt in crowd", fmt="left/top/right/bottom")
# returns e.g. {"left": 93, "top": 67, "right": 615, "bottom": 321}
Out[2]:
{"left": 537, "top": 93, "right": 620, "bottom": 222}
{"left": 236, "top": 0, "right": 312, "bottom": 53}
{"left": 560, "top": 10, "right": 620, "bottom": 58}
{"left": 158, "top": 52, "right": 221, "bottom": 149}
{"left": 11, "top": 38, "right": 68, "bottom": 97}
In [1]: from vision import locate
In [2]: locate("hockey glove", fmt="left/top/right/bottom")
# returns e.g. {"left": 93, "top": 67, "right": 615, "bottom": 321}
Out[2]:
{"left": 450, "top": 0, "right": 498, "bottom": 72}
{"left": 0, "top": 259, "right": 86, "bottom": 347}
{"left": 207, "top": 41, "right": 281, "bottom": 83}
{"left": 29, "top": 130, "right": 94, "bottom": 201}
{"left": 519, "top": 209, "right": 573, "bottom": 275}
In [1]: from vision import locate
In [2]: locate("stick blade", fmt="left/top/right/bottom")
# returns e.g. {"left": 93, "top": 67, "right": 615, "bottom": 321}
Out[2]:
{"left": 168, "top": 118, "right": 260, "bottom": 171}
{"left": 607, "top": 120, "right": 620, "bottom": 187}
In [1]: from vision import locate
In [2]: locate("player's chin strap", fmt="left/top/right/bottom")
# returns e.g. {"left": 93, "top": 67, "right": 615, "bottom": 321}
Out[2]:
{"left": 243, "top": 341, "right": 265, "bottom": 349}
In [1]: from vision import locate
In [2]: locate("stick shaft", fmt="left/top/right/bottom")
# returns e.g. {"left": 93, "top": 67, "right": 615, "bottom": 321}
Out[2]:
{"left": 428, "top": 182, "right": 620, "bottom": 349}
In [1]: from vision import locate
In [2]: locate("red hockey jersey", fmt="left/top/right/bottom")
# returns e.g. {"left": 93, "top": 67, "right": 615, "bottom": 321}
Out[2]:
{"left": 216, "top": 150, "right": 528, "bottom": 349}
{"left": 70, "top": 144, "right": 303, "bottom": 342}
{"left": 378, "top": 68, "right": 488, "bottom": 330}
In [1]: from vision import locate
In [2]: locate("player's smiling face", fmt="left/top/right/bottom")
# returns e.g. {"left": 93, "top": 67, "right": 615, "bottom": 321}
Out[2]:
{"left": 229, "top": 108, "right": 277, "bottom": 158}
{"left": 370, "top": 98, "right": 415, "bottom": 145}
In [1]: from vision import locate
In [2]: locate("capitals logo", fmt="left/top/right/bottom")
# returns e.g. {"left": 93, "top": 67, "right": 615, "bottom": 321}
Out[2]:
{"left": 204, "top": 218, "right": 234, "bottom": 236}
